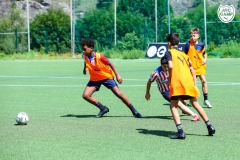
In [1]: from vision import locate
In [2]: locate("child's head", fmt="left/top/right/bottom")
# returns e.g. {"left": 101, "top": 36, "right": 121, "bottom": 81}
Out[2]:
{"left": 190, "top": 28, "right": 200, "bottom": 42}
{"left": 80, "top": 38, "right": 94, "bottom": 56}
{"left": 166, "top": 33, "right": 180, "bottom": 47}
{"left": 161, "top": 57, "right": 169, "bottom": 71}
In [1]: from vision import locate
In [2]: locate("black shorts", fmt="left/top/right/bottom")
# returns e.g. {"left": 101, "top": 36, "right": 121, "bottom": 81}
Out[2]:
{"left": 170, "top": 95, "right": 194, "bottom": 100}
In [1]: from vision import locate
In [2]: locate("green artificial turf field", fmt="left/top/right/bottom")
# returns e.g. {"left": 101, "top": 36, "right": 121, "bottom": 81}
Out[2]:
{"left": 0, "top": 59, "right": 239, "bottom": 160}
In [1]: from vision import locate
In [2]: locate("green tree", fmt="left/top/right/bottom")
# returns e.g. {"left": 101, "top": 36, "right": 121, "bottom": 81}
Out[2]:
{"left": 76, "top": 9, "right": 145, "bottom": 50}
{"left": 116, "top": 32, "right": 142, "bottom": 50}
{"left": 0, "top": 2, "right": 26, "bottom": 54}
{"left": 76, "top": 9, "right": 114, "bottom": 50}
{"left": 97, "top": 0, "right": 113, "bottom": 10}
{"left": 117, "top": 0, "right": 170, "bottom": 42}
{"left": 30, "top": 8, "right": 70, "bottom": 53}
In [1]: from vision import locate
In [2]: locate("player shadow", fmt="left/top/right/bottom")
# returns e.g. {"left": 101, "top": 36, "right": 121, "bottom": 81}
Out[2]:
{"left": 136, "top": 128, "right": 207, "bottom": 138}
{"left": 142, "top": 115, "right": 189, "bottom": 121}
{"left": 60, "top": 114, "right": 133, "bottom": 118}
{"left": 14, "top": 124, "right": 27, "bottom": 126}
{"left": 136, "top": 128, "right": 175, "bottom": 138}
{"left": 141, "top": 115, "right": 173, "bottom": 120}
{"left": 163, "top": 103, "right": 171, "bottom": 106}
{"left": 61, "top": 114, "right": 95, "bottom": 118}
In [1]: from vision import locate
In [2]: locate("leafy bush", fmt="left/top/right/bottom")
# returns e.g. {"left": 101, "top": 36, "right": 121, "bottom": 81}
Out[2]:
{"left": 30, "top": 8, "right": 70, "bottom": 53}
{"left": 210, "top": 41, "right": 240, "bottom": 57}
{"left": 122, "top": 49, "right": 145, "bottom": 59}
{"left": 0, "top": 52, "right": 6, "bottom": 59}
{"left": 116, "top": 32, "right": 142, "bottom": 51}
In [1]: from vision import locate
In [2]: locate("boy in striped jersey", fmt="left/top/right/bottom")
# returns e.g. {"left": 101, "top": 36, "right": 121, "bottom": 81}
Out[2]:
{"left": 145, "top": 58, "right": 200, "bottom": 122}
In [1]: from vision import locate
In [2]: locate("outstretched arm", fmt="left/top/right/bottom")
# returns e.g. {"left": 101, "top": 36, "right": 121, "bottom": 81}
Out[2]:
{"left": 83, "top": 62, "right": 87, "bottom": 75}
{"left": 145, "top": 80, "right": 152, "bottom": 101}
{"left": 109, "top": 62, "right": 122, "bottom": 84}
{"left": 189, "top": 60, "right": 197, "bottom": 86}
{"left": 202, "top": 51, "right": 207, "bottom": 64}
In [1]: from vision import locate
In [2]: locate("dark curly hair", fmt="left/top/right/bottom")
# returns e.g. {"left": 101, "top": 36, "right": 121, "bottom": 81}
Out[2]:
{"left": 80, "top": 38, "right": 95, "bottom": 48}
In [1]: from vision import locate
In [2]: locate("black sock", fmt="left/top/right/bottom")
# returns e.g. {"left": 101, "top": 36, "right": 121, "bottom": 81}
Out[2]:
{"left": 128, "top": 103, "right": 137, "bottom": 114}
{"left": 203, "top": 93, "right": 208, "bottom": 101}
{"left": 205, "top": 120, "right": 211, "bottom": 126}
{"left": 176, "top": 124, "right": 183, "bottom": 133}
{"left": 96, "top": 102, "right": 105, "bottom": 110}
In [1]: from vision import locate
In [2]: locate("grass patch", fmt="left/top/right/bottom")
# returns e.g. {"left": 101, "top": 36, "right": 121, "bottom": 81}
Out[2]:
{"left": 0, "top": 59, "right": 240, "bottom": 159}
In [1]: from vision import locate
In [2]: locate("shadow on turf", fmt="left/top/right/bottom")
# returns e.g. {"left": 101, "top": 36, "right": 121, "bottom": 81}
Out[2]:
{"left": 60, "top": 114, "right": 133, "bottom": 118}
{"left": 136, "top": 129, "right": 208, "bottom": 138}
{"left": 60, "top": 114, "right": 190, "bottom": 120}
{"left": 61, "top": 114, "right": 95, "bottom": 118}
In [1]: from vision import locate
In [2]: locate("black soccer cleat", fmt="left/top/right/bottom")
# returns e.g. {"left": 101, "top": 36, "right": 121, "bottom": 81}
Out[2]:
{"left": 95, "top": 107, "right": 109, "bottom": 118}
{"left": 170, "top": 131, "right": 186, "bottom": 139}
{"left": 133, "top": 112, "right": 142, "bottom": 118}
{"left": 207, "top": 124, "right": 216, "bottom": 136}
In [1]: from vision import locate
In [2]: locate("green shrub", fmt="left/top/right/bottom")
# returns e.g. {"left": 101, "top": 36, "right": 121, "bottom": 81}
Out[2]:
{"left": 122, "top": 49, "right": 145, "bottom": 59}
{"left": 0, "top": 52, "right": 6, "bottom": 59}
{"left": 211, "top": 41, "right": 240, "bottom": 58}
{"left": 116, "top": 32, "right": 142, "bottom": 51}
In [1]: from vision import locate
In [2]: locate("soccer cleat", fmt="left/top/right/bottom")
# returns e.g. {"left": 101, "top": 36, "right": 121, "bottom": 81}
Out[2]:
{"left": 133, "top": 112, "right": 142, "bottom": 118}
{"left": 207, "top": 124, "right": 216, "bottom": 136}
{"left": 170, "top": 131, "right": 186, "bottom": 139}
{"left": 204, "top": 100, "right": 212, "bottom": 108}
{"left": 191, "top": 115, "right": 200, "bottom": 122}
{"left": 95, "top": 107, "right": 109, "bottom": 118}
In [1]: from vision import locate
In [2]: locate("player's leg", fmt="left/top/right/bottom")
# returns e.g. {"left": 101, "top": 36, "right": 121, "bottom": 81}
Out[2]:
{"left": 111, "top": 86, "right": 142, "bottom": 118}
{"left": 82, "top": 81, "right": 109, "bottom": 118}
{"left": 190, "top": 97, "right": 215, "bottom": 135}
{"left": 170, "top": 99, "right": 186, "bottom": 139}
{"left": 199, "top": 75, "right": 212, "bottom": 108}
{"left": 162, "top": 91, "right": 199, "bottom": 121}
{"left": 177, "top": 101, "right": 200, "bottom": 122}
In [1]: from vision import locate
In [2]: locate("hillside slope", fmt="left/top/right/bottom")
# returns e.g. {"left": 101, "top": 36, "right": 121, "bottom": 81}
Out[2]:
{"left": 0, "top": 0, "right": 239, "bottom": 19}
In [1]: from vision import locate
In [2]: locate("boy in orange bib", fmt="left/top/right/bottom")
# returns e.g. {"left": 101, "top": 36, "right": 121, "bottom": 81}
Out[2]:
{"left": 81, "top": 38, "right": 142, "bottom": 118}
{"left": 184, "top": 28, "right": 212, "bottom": 108}
{"left": 163, "top": 33, "right": 215, "bottom": 139}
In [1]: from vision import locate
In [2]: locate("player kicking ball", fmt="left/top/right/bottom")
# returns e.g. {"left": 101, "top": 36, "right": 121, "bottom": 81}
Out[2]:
{"left": 81, "top": 38, "right": 142, "bottom": 118}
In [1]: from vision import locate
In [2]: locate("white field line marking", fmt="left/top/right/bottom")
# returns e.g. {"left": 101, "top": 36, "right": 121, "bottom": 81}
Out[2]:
{"left": 0, "top": 76, "right": 240, "bottom": 86}
{"left": 0, "top": 83, "right": 240, "bottom": 87}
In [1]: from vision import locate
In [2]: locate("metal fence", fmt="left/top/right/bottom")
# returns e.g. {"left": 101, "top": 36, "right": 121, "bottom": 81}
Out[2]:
{"left": 0, "top": 0, "right": 239, "bottom": 54}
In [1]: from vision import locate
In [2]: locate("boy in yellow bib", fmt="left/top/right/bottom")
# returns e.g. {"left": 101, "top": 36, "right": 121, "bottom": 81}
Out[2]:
{"left": 184, "top": 28, "right": 212, "bottom": 108}
{"left": 81, "top": 38, "right": 142, "bottom": 118}
{"left": 163, "top": 33, "right": 215, "bottom": 139}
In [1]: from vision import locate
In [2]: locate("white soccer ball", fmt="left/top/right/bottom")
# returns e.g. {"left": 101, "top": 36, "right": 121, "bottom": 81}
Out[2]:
{"left": 16, "top": 112, "right": 29, "bottom": 125}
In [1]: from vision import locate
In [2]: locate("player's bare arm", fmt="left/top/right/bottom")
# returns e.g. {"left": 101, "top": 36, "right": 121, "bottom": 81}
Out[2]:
{"left": 83, "top": 62, "right": 87, "bottom": 75}
{"left": 202, "top": 51, "right": 207, "bottom": 65}
{"left": 145, "top": 80, "right": 152, "bottom": 100}
{"left": 189, "top": 60, "right": 197, "bottom": 86}
{"left": 109, "top": 62, "right": 123, "bottom": 84}
{"left": 168, "top": 60, "right": 173, "bottom": 86}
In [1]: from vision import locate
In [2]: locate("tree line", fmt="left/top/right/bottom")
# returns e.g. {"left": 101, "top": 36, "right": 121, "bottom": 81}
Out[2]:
{"left": 0, "top": 0, "right": 239, "bottom": 55}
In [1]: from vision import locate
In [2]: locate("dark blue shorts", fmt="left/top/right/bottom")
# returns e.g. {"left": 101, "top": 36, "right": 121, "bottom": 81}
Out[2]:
{"left": 161, "top": 91, "right": 170, "bottom": 102}
{"left": 87, "top": 79, "right": 118, "bottom": 91}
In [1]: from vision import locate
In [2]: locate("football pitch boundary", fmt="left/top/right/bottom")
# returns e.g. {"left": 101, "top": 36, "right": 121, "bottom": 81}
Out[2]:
{"left": 1, "top": 59, "right": 240, "bottom": 160}
{"left": 0, "top": 81, "right": 239, "bottom": 87}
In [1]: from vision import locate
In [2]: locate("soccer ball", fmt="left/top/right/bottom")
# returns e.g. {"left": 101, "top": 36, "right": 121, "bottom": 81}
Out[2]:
{"left": 16, "top": 112, "right": 29, "bottom": 125}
